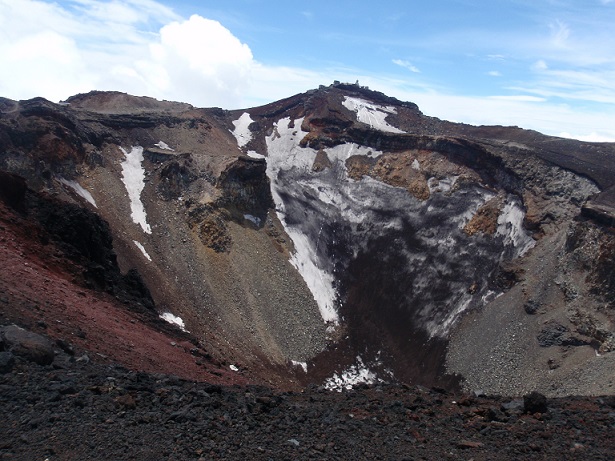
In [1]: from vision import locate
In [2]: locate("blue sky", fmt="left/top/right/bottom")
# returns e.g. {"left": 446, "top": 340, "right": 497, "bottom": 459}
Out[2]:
{"left": 1, "top": 0, "right": 614, "bottom": 141}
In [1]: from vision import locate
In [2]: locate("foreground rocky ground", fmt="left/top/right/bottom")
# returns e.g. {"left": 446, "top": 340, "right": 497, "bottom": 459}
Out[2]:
{"left": 1, "top": 342, "right": 615, "bottom": 461}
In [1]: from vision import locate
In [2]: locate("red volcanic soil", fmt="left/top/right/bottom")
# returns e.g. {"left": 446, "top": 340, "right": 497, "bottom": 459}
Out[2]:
{"left": 0, "top": 198, "right": 246, "bottom": 386}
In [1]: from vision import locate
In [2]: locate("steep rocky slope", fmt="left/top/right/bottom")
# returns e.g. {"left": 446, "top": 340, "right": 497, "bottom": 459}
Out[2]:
{"left": 1, "top": 83, "right": 614, "bottom": 397}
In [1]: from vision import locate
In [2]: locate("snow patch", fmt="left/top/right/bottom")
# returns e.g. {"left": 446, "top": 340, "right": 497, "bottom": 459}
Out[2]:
{"left": 159, "top": 312, "right": 187, "bottom": 332}
{"left": 58, "top": 178, "right": 97, "bottom": 208}
{"left": 133, "top": 240, "right": 152, "bottom": 261}
{"left": 229, "top": 364, "right": 239, "bottom": 372}
{"left": 428, "top": 295, "right": 473, "bottom": 337}
{"left": 326, "top": 142, "right": 382, "bottom": 163}
{"left": 324, "top": 356, "right": 381, "bottom": 391}
{"left": 154, "top": 141, "right": 174, "bottom": 151}
{"left": 120, "top": 146, "right": 151, "bottom": 234}
{"left": 231, "top": 112, "right": 254, "bottom": 148}
{"left": 266, "top": 117, "right": 317, "bottom": 191}
{"left": 451, "top": 189, "right": 497, "bottom": 229}
{"left": 481, "top": 290, "right": 501, "bottom": 304}
{"left": 247, "top": 150, "right": 265, "bottom": 159}
{"left": 291, "top": 360, "right": 308, "bottom": 372}
{"left": 412, "top": 159, "right": 421, "bottom": 170}
{"left": 497, "top": 199, "right": 535, "bottom": 256}
{"left": 342, "top": 96, "right": 405, "bottom": 134}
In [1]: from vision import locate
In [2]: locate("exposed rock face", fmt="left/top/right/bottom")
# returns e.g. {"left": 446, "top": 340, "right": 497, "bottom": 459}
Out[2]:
{"left": 1, "top": 83, "right": 614, "bottom": 395}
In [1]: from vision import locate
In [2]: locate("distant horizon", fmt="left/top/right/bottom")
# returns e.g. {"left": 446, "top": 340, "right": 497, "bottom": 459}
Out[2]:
{"left": 1, "top": 0, "right": 615, "bottom": 142}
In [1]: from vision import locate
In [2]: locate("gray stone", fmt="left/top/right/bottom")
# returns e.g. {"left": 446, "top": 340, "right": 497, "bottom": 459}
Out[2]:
{"left": 0, "top": 325, "right": 54, "bottom": 365}
{"left": 501, "top": 399, "right": 524, "bottom": 412}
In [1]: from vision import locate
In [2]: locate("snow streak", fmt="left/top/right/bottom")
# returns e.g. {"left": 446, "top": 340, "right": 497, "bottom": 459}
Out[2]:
{"left": 120, "top": 146, "right": 151, "bottom": 234}
{"left": 133, "top": 240, "right": 152, "bottom": 261}
{"left": 58, "top": 178, "right": 97, "bottom": 208}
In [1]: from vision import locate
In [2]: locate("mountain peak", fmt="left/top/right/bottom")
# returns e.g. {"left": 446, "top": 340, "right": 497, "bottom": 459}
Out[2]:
{"left": 64, "top": 90, "right": 194, "bottom": 114}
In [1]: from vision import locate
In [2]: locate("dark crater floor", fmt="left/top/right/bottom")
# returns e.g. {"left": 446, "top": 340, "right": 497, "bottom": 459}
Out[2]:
{"left": 1, "top": 345, "right": 615, "bottom": 460}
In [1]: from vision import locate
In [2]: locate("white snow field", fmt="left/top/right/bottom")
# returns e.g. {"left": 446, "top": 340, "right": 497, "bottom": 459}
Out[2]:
{"left": 342, "top": 96, "right": 405, "bottom": 134}
{"left": 231, "top": 112, "right": 254, "bottom": 148}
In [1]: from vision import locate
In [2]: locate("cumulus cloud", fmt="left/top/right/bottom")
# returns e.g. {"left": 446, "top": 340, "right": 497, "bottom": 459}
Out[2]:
{"left": 0, "top": 0, "right": 256, "bottom": 107}
{"left": 145, "top": 15, "right": 254, "bottom": 107}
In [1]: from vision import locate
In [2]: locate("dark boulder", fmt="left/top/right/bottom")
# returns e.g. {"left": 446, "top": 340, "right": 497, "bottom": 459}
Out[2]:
{"left": 524, "top": 392, "right": 548, "bottom": 414}
{"left": 0, "top": 325, "right": 54, "bottom": 366}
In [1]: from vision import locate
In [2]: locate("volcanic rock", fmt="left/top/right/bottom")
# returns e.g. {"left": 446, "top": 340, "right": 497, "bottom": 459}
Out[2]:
{"left": 524, "top": 391, "right": 548, "bottom": 414}
{"left": 0, "top": 325, "right": 54, "bottom": 365}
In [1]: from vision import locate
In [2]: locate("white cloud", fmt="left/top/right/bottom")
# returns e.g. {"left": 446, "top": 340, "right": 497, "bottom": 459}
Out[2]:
{"left": 392, "top": 59, "right": 420, "bottom": 73}
{"left": 70, "top": 0, "right": 177, "bottom": 24}
{"left": 516, "top": 64, "right": 615, "bottom": 105}
{"left": 549, "top": 19, "right": 571, "bottom": 47}
{"left": 488, "top": 70, "right": 502, "bottom": 77}
{"left": 145, "top": 15, "right": 254, "bottom": 107}
{"left": 559, "top": 131, "right": 615, "bottom": 142}
{"left": 489, "top": 95, "right": 545, "bottom": 102}
{"left": 0, "top": 0, "right": 253, "bottom": 107}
